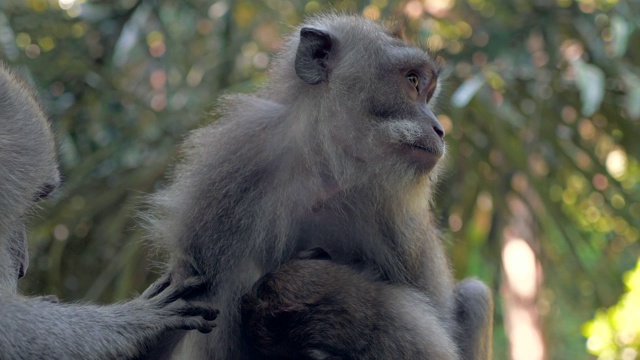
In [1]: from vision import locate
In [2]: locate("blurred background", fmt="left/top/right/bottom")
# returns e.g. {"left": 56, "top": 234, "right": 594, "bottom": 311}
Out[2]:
{"left": 1, "top": 0, "right": 638, "bottom": 358}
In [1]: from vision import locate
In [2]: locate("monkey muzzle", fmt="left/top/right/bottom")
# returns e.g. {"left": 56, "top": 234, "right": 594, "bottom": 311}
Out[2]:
{"left": 400, "top": 139, "right": 444, "bottom": 172}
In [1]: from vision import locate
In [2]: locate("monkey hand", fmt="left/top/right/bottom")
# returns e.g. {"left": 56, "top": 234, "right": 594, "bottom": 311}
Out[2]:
{"left": 137, "top": 273, "right": 219, "bottom": 334}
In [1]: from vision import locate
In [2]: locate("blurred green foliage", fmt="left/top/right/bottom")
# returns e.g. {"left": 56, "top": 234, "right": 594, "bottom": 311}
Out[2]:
{"left": 1, "top": 0, "right": 638, "bottom": 358}
{"left": 583, "top": 258, "right": 640, "bottom": 359}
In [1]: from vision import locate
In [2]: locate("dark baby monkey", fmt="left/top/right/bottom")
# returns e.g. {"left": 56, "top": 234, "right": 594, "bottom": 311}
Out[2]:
{"left": 242, "top": 248, "right": 462, "bottom": 360}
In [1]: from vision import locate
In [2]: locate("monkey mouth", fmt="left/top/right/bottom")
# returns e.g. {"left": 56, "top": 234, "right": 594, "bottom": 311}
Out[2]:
{"left": 400, "top": 142, "right": 443, "bottom": 171}
{"left": 405, "top": 142, "right": 442, "bottom": 157}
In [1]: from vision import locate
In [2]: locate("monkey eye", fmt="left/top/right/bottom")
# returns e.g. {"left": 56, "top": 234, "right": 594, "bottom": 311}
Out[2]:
{"left": 406, "top": 72, "right": 420, "bottom": 93}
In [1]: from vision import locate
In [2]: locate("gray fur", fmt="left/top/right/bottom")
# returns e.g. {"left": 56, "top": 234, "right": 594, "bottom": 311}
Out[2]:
{"left": 0, "top": 64, "right": 59, "bottom": 291}
{"left": 0, "top": 64, "right": 218, "bottom": 359}
{"left": 454, "top": 279, "right": 494, "bottom": 360}
{"left": 145, "top": 14, "right": 492, "bottom": 359}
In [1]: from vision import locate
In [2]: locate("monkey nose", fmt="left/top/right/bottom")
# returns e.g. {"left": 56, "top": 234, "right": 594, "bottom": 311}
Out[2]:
{"left": 432, "top": 122, "right": 445, "bottom": 139}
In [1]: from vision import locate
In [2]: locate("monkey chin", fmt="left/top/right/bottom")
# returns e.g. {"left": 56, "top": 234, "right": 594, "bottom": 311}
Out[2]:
{"left": 400, "top": 143, "right": 443, "bottom": 173}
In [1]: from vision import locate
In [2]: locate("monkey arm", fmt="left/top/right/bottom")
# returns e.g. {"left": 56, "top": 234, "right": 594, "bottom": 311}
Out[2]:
{"left": 0, "top": 275, "right": 218, "bottom": 360}
{"left": 411, "top": 236, "right": 493, "bottom": 359}
{"left": 0, "top": 63, "right": 219, "bottom": 360}
{"left": 453, "top": 279, "right": 494, "bottom": 360}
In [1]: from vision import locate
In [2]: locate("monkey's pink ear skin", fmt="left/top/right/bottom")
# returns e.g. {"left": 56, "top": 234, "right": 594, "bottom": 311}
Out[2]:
{"left": 294, "top": 27, "right": 333, "bottom": 85}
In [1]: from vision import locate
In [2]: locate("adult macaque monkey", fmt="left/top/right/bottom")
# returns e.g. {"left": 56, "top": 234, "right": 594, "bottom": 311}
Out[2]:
{"left": 0, "top": 64, "right": 219, "bottom": 359}
{"left": 146, "top": 14, "right": 493, "bottom": 359}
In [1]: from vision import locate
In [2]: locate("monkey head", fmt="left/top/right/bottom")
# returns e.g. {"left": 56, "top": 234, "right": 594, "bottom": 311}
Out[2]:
{"left": 242, "top": 248, "right": 388, "bottom": 360}
{"left": 268, "top": 16, "right": 446, "bottom": 182}
{"left": 0, "top": 65, "right": 60, "bottom": 288}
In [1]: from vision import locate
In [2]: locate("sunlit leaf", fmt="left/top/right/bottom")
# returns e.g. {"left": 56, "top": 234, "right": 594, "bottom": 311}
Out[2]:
{"left": 584, "top": 259, "right": 640, "bottom": 357}
{"left": 610, "top": 15, "right": 630, "bottom": 58}
{"left": 573, "top": 59, "right": 605, "bottom": 116}
{"left": 622, "top": 72, "right": 640, "bottom": 120}
{"left": 451, "top": 74, "right": 485, "bottom": 108}
{"left": 113, "top": 3, "right": 151, "bottom": 67}
{"left": 0, "top": 13, "right": 20, "bottom": 60}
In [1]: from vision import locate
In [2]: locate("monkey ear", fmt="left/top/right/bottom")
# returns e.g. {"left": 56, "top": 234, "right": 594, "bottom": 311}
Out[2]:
{"left": 294, "top": 27, "right": 333, "bottom": 85}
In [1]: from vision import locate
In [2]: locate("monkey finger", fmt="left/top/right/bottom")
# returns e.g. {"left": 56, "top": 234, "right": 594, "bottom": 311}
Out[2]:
{"left": 172, "top": 317, "right": 217, "bottom": 333}
{"left": 175, "top": 301, "right": 220, "bottom": 321}
{"left": 162, "top": 275, "right": 209, "bottom": 303}
{"left": 196, "top": 321, "right": 217, "bottom": 334}
{"left": 140, "top": 272, "right": 172, "bottom": 300}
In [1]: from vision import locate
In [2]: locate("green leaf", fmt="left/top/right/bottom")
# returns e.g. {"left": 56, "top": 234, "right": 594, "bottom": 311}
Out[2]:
{"left": 610, "top": 15, "right": 631, "bottom": 58}
{"left": 622, "top": 72, "right": 640, "bottom": 120}
{"left": 451, "top": 75, "right": 485, "bottom": 108}
{"left": 573, "top": 59, "right": 605, "bottom": 116}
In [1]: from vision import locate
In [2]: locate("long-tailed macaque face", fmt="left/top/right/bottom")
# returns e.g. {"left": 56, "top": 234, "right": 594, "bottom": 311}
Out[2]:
{"left": 287, "top": 19, "right": 446, "bottom": 178}
{"left": 366, "top": 49, "right": 445, "bottom": 173}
